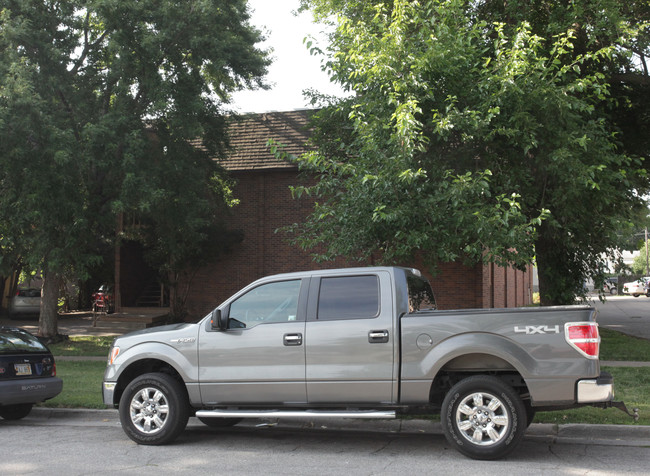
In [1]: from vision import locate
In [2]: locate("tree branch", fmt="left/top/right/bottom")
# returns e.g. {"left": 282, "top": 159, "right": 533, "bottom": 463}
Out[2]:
{"left": 70, "top": 12, "right": 108, "bottom": 76}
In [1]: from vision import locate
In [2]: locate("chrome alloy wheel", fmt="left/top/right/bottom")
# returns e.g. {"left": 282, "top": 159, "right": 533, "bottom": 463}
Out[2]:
{"left": 455, "top": 391, "right": 510, "bottom": 446}
{"left": 129, "top": 387, "right": 170, "bottom": 435}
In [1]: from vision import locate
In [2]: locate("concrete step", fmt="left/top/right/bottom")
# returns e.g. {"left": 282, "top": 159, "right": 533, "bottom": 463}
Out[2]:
{"left": 92, "top": 319, "right": 149, "bottom": 331}
{"left": 93, "top": 308, "right": 169, "bottom": 330}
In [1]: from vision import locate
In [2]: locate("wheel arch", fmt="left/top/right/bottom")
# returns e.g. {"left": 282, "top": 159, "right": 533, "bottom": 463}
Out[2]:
{"left": 427, "top": 353, "right": 530, "bottom": 408}
{"left": 402, "top": 333, "right": 537, "bottom": 405}
{"left": 113, "top": 359, "right": 187, "bottom": 409}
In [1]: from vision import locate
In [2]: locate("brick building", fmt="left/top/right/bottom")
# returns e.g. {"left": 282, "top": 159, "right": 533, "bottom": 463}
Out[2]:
{"left": 173, "top": 109, "right": 534, "bottom": 318}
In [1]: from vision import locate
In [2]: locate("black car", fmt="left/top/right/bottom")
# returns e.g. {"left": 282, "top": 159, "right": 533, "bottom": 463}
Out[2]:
{"left": 0, "top": 327, "right": 63, "bottom": 420}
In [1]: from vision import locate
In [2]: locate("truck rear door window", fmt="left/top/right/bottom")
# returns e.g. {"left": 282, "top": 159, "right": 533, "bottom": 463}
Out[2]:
{"left": 317, "top": 275, "right": 380, "bottom": 320}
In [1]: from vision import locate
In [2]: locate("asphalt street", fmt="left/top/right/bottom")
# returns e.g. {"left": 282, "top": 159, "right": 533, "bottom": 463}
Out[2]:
{"left": 592, "top": 294, "right": 650, "bottom": 340}
{"left": 20, "top": 407, "right": 650, "bottom": 448}
{"left": 1, "top": 408, "right": 648, "bottom": 475}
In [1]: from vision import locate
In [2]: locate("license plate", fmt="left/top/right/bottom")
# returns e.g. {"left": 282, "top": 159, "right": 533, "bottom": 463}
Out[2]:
{"left": 14, "top": 363, "right": 32, "bottom": 376}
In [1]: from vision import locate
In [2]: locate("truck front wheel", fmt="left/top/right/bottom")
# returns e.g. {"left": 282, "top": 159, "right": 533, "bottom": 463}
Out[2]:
{"left": 119, "top": 372, "right": 190, "bottom": 445}
{"left": 441, "top": 375, "right": 526, "bottom": 460}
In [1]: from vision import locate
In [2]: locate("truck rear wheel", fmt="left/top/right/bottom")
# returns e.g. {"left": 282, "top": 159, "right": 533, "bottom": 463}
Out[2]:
{"left": 441, "top": 375, "right": 526, "bottom": 460}
{"left": 119, "top": 372, "right": 189, "bottom": 445}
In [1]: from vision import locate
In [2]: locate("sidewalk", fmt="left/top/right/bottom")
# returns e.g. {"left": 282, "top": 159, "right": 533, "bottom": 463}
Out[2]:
{"left": 27, "top": 407, "right": 650, "bottom": 448}
{"left": 0, "top": 308, "right": 169, "bottom": 337}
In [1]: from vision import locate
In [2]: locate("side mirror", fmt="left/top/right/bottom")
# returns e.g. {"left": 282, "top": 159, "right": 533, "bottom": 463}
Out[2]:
{"left": 211, "top": 309, "right": 228, "bottom": 330}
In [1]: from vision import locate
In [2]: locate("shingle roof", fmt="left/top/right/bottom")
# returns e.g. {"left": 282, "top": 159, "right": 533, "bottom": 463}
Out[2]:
{"left": 217, "top": 109, "right": 315, "bottom": 171}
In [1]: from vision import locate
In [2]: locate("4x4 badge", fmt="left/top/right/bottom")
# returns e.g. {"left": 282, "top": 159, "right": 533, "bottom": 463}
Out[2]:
{"left": 514, "top": 325, "right": 560, "bottom": 335}
{"left": 170, "top": 337, "right": 196, "bottom": 344}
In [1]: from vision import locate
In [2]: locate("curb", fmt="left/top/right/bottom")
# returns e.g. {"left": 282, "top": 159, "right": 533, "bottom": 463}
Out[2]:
{"left": 28, "top": 408, "right": 650, "bottom": 447}
{"left": 601, "top": 361, "right": 650, "bottom": 367}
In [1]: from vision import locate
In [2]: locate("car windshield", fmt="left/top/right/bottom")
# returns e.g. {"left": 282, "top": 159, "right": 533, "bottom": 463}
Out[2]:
{"left": 0, "top": 328, "right": 49, "bottom": 354}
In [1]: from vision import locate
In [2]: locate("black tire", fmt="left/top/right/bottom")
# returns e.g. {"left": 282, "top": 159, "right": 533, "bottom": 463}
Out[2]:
{"left": 441, "top": 375, "right": 527, "bottom": 460}
{"left": 0, "top": 403, "right": 33, "bottom": 420}
{"left": 119, "top": 372, "right": 189, "bottom": 445}
{"left": 197, "top": 416, "right": 243, "bottom": 428}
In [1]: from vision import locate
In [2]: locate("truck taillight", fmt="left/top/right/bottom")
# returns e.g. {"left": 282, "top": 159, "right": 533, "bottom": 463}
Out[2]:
{"left": 565, "top": 322, "right": 600, "bottom": 359}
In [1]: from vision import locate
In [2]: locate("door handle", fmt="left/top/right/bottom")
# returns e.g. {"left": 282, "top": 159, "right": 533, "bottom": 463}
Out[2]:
{"left": 368, "top": 330, "right": 389, "bottom": 343}
{"left": 283, "top": 333, "right": 303, "bottom": 346}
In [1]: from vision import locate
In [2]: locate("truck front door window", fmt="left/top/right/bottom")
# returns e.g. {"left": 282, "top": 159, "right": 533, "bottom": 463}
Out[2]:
{"left": 229, "top": 280, "right": 301, "bottom": 329}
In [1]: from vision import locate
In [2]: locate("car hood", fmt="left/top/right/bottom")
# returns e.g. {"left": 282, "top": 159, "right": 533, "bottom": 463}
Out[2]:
{"left": 624, "top": 281, "right": 643, "bottom": 286}
{"left": 119, "top": 323, "right": 197, "bottom": 339}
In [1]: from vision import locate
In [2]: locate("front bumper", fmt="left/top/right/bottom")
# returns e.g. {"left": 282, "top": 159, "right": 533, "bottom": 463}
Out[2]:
{"left": 577, "top": 372, "right": 614, "bottom": 404}
{"left": 102, "top": 381, "right": 116, "bottom": 406}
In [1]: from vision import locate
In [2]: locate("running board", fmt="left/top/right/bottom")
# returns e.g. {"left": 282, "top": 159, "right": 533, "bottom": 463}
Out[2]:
{"left": 195, "top": 409, "right": 396, "bottom": 419}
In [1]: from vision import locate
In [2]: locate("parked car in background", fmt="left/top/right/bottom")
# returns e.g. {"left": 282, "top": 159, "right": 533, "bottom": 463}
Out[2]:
{"left": 8, "top": 288, "right": 41, "bottom": 318}
{"left": 622, "top": 277, "right": 650, "bottom": 297}
{"left": 0, "top": 326, "right": 63, "bottom": 420}
{"left": 604, "top": 277, "right": 618, "bottom": 295}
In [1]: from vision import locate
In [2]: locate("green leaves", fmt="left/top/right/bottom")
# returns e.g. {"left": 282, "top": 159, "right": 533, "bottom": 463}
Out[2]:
{"left": 296, "top": 0, "right": 649, "bottom": 303}
{"left": 0, "top": 1, "right": 269, "bottom": 309}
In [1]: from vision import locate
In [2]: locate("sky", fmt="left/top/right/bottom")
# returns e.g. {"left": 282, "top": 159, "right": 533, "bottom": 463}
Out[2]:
{"left": 229, "top": 0, "right": 345, "bottom": 113}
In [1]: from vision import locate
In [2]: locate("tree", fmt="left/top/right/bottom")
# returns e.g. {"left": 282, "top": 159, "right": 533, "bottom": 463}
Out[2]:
{"left": 295, "top": 0, "right": 650, "bottom": 305}
{"left": 631, "top": 240, "right": 650, "bottom": 275}
{"left": 0, "top": 0, "right": 269, "bottom": 337}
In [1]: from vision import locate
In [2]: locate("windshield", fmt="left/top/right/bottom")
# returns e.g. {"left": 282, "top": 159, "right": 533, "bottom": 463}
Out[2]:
{"left": 0, "top": 328, "right": 49, "bottom": 354}
{"left": 407, "top": 273, "right": 437, "bottom": 311}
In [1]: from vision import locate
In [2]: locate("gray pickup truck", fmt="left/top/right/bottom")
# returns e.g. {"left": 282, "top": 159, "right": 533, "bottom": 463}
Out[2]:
{"left": 103, "top": 266, "right": 630, "bottom": 460}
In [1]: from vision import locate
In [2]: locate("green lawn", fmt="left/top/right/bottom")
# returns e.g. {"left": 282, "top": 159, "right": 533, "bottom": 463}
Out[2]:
{"left": 48, "top": 335, "right": 115, "bottom": 357}
{"left": 44, "top": 361, "right": 648, "bottom": 424}
{"left": 599, "top": 328, "right": 650, "bottom": 361}
{"left": 534, "top": 366, "right": 649, "bottom": 425}
{"left": 42, "top": 360, "right": 107, "bottom": 409}
{"left": 41, "top": 329, "right": 650, "bottom": 424}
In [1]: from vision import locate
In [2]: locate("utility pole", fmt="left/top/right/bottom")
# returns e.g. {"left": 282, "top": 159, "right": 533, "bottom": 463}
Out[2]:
{"left": 645, "top": 227, "right": 650, "bottom": 276}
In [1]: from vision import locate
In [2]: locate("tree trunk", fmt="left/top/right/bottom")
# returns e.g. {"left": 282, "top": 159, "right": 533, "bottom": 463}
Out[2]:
{"left": 39, "top": 271, "right": 62, "bottom": 338}
{"left": 535, "top": 223, "right": 583, "bottom": 306}
{"left": 0, "top": 276, "right": 6, "bottom": 314}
